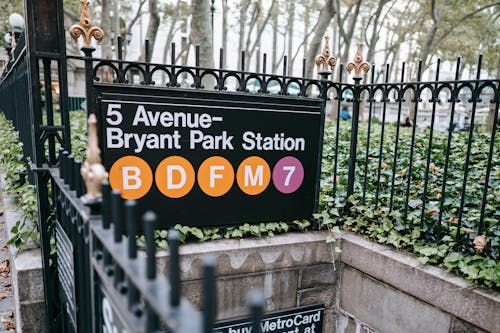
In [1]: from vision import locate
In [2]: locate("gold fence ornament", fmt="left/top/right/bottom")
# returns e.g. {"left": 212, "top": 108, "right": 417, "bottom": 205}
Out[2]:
{"left": 69, "top": 0, "right": 104, "bottom": 47}
{"left": 347, "top": 42, "right": 370, "bottom": 78}
{"left": 315, "top": 36, "right": 337, "bottom": 72}
{"left": 81, "top": 114, "right": 108, "bottom": 201}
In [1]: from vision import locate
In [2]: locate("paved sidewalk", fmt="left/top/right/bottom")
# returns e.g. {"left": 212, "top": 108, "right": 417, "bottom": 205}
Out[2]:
{"left": 0, "top": 203, "right": 15, "bottom": 332}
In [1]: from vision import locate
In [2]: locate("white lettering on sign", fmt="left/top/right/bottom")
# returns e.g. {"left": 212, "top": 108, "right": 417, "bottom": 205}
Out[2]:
{"left": 122, "top": 167, "right": 142, "bottom": 190}
{"left": 167, "top": 165, "right": 186, "bottom": 189}
{"left": 132, "top": 105, "right": 216, "bottom": 129}
{"left": 210, "top": 166, "right": 225, "bottom": 188}
{"left": 189, "top": 130, "right": 234, "bottom": 150}
{"left": 244, "top": 165, "right": 264, "bottom": 187}
{"left": 106, "top": 128, "right": 181, "bottom": 153}
{"left": 102, "top": 297, "right": 128, "bottom": 333}
{"left": 106, "top": 104, "right": 123, "bottom": 126}
{"left": 283, "top": 166, "right": 295, "bottom": 186}
{"left": 242, "top": 131, "right": 305, "bottom": 151}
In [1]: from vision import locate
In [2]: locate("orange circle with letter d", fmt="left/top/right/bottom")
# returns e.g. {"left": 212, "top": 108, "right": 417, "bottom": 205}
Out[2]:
{"left": 155, "top": 156, "right": 195, "bottom": 198}
{"left": 197, "top": 156, "right": 234, "bottom": 197}
{"left": 109, "top": 156, "right": 153, "bottom": 200}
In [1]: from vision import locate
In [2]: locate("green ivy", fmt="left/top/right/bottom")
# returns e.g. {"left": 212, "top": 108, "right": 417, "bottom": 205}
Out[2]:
{"left": 0, "top": 114, "right": 39, "bottom": 249}
{"left": 2, "top": 110, "right": 499, "bottom": 289}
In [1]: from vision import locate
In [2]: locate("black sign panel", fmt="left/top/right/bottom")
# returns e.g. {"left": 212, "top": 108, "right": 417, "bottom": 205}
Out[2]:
{"left": 96, "top": 86, "right": 324, "bottom": 227}
{"left": 55, "top": 222, "right": 76, "bottom": 329}
{"left": 214, "top": 304, "right": 324, "bottom": 333}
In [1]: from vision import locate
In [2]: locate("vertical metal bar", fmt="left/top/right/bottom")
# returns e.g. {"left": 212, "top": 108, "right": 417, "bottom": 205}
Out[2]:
{"left": 111, "top": 189, "right": 123, "bottom": 241}
{"left": 438, "top": 57, "right": 461, "bottom": 232}
{"left": 124, "top": 200, "right": 140, "bottom": 311}
{"left": 195, "top": 45, "right": 201, "bottom": 88}
{"left": 111, "top": 189, "right": 124, "bottom": 287}
{"left": 195, "top": 45, "right": 200, "bottom": 67}
{"left": 248, "top": 290, "right": 264, "bottom": 333}
{"left": 145, "top": 39, "right": 150, "bottom": 63}
{"left": 171, "top": 42, "right": 176, "bottom": 64}
{"left": 125, "top": 200, "right": 138, "bottom": 258}
{"left": 456, "top": 55, "right": 482, "bottom": 242}
{"left": 374, "top": 65, "right": 390, "bottom": 211}
{"left": 82, "top": 47, "right": 96, "bottom": 117}
{"left": 170, "top": 42, "right": 176, "bottom": 86}
{"left": 143, "top": 211, "right": 158, "bottom": 331}
{"left": 389, "top": 62, "right": 406, "bottom": 212}
{"left": 362, "top": 66, "right": 376, "bottom": 202}
{"left": 404, "top": 60, "right": 423, "bottom": 225}
{"left": 262, "top": 53, "right": 268, "bottom": 93}
{"left": 74, "top": 160, "right": 83, "bottom": 197}
{"left": 332, "top": 64, "right": 344, "bottom": 198}
{"left": 62, "top": 150, "right": 69, "bottom": 184}
{"left": 168, "top": 229, "right": 180, "bottom": 307}
{"left": 346, "top": 74, "right": 363, "bottom": 210}
{"left": 420, "top": 59, "right": 441, "bottom": 230}
{"left": 117, "top": 36, "right": 123, "bottom": 61}
{"left": 203, "top": 255, "right": 216, "bottom": 333}
{"left": 241, "top": 51, "right": 246, "bottom": 71}
{"left": 219, "top": 48, "right": 224, "bottom": 69}
{"left": 42, "top": 58, "right": 56, "bottom": 163}
{"left": 68, "top": 154, "right": 75, "bottom": 191}
{"left": 101, "top": 180, "right": 111, "bottom": 230}
{"left": 144, "top": 212, "right": 157, "bottom": 280}
{"left": 478, "top": 96, "right": 499, "bottom": 235}
{"left": 282, "top": 55, "right": 288, "bottom": 95}
{"left": 217, "top": 48, "right": 224, "bottom": 90}
{"left": 58, "top": 148, "right": 65, "bottom": 178}
{"left": 117, "top": 36, "right": 124, "bottom": 83}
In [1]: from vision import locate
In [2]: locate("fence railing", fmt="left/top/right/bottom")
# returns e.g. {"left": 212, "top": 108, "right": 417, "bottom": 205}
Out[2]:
{"left": 0, "top": 4, "right": 498, "bottom": 332}
{"left": 53, "top": 151, "right": 262, "bottom": 332}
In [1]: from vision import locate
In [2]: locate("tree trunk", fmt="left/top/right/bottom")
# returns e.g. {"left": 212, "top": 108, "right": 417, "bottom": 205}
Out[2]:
{"left": 286, "top": 1, "right": 295, "bottom": 75}
{"left": 141, "top": 0, "right": 160, "bottom": 62}
{"left": 237, "top": 1, "right": 250, "bottom": 68}
{"left": 190, "top": 0, "right": 214, "bottom": 89}
{"left": 100, "top": 0, "right": 114, "bottom": 82}
{"left": 304, "top": 0, "right": 335, "bottom": 79}
{"left": 222, "top": 0, "right": 228, "bottom": 68}
{"left": 271, "top": 7, "right": 279, "bottom": 73}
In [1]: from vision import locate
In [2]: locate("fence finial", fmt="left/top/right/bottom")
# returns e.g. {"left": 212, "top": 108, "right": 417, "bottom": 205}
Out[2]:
{"left": 69, "top": 0, "right": 104, "bottom": 47}
{"left": 347, "top": 42, "right": 370, "bottom": 78}
{"left": 81, "top": 114, "right": 108, "bottom": 201}
{"left": 315, "top": 36, "right": 337, "bottom": 73}
{"left": 10, "top": 32, "right": 16, "bottom": 57}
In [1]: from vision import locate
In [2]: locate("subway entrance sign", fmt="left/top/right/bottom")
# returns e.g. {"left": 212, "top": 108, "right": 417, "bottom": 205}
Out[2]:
{"left": 96, "top": 85, "right": 325, "bottom": 227}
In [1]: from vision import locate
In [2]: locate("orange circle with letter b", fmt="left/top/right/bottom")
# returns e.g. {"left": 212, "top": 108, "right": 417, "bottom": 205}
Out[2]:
{"left": 197, "top": 156, "right": 234, "bottom": 197}
{"left": 109, "top": 156, "right": 153, "bottom": 200}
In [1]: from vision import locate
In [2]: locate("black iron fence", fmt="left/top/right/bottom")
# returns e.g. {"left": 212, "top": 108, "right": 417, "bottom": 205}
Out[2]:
{"left": 0, "top": 1, "right": 499, "bottom": 331}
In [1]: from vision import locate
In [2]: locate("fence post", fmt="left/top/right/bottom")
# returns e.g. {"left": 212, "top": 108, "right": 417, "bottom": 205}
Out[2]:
{"left": 314, "top": 36, "right": 336, "bottom": 213}
{"left": 346, "top": 42, "right": 370, "bottom": 211}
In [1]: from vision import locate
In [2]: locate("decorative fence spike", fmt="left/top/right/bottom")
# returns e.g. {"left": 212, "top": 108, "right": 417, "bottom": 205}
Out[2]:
{"left": 81, "top": 114, "right": 108, "bottom": 201}
{"left": 347, "top": 42, "right": 370, "bottom": 78}
{"left": 69, "top": 0, "right": 104, "bottom": 47}
{"left": 315, "top": 36, "right": 337, "bottom": 73}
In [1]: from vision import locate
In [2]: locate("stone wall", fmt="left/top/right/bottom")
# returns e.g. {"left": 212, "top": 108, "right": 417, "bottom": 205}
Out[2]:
{"left": 157, "top": 231, "right": 500, "bottom": 333}
{"left": 157, "top": 232, "right": 341, "bottom": 329}
{"left": 338, "top": 233, "right": 500, "bottom": 333}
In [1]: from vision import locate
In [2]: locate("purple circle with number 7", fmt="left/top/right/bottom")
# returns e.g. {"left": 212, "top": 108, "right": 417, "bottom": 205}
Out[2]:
{"left": 272, "top": 156, "right": 304, "bottom": 194}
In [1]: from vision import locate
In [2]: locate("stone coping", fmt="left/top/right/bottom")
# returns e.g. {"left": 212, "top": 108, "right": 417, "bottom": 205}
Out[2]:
{"left": 156, "top": 231, "right": 340, "bottom": 281}
{"left": 340, "top": 232, "right": 500, "bottom": 333}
